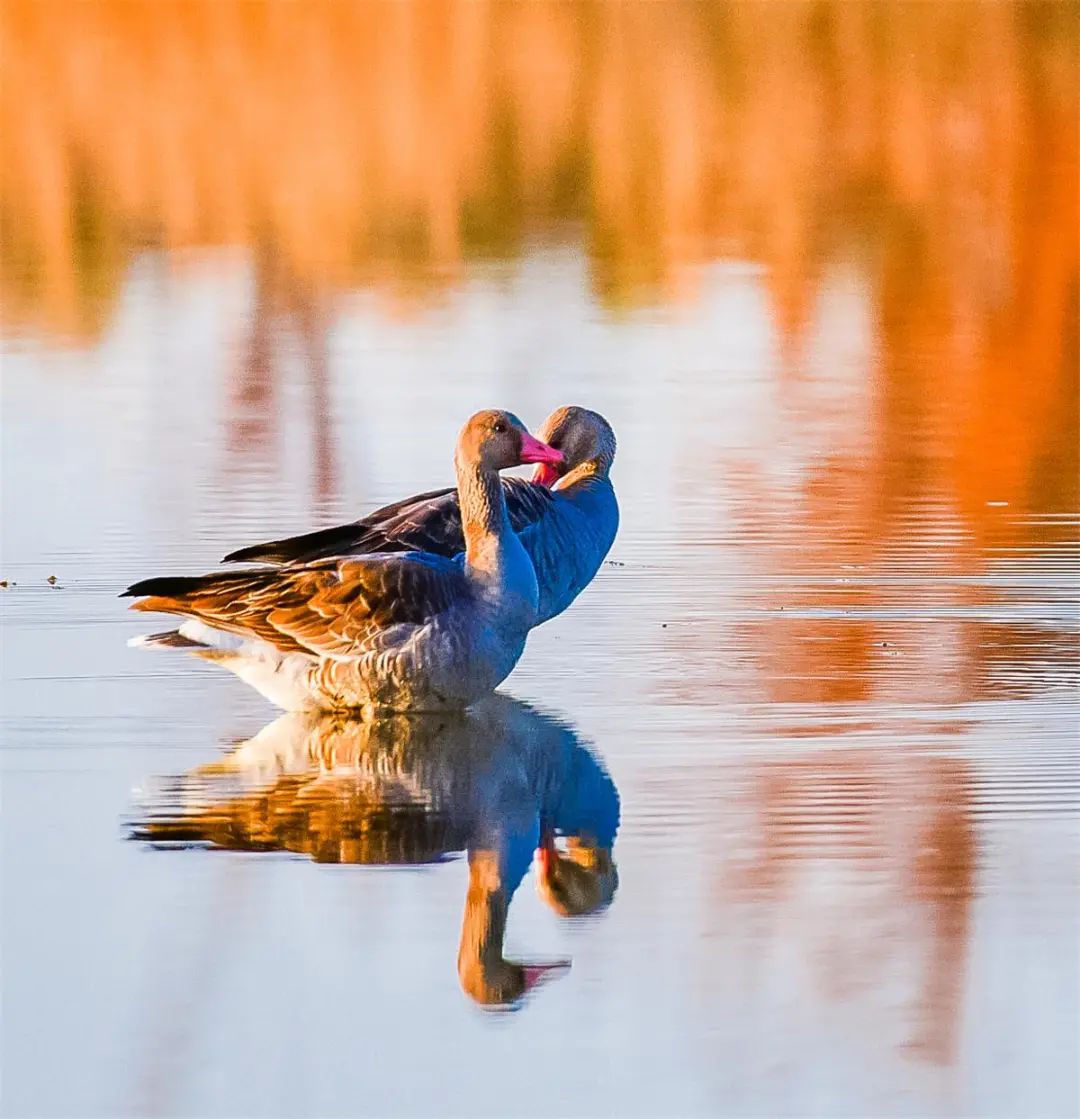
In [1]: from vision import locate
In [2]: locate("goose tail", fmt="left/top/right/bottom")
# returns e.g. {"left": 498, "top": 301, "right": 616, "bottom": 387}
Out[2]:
{"left": 128, "top": 628, "right": 209, "bottom": 651}
{"left": 121, "top": 574, "right": 211, "bottom": 599}
{"left": 120, "top": 569, "right": 272, "bottom": 617}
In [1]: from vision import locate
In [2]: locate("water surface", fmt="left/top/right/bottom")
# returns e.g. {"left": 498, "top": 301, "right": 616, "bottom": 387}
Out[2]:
{"left": 2, "top": 4, "right": 1078, "bottom": 1117}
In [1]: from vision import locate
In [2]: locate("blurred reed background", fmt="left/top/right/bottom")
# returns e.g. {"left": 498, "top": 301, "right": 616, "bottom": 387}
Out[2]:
{"left": 1, "top": 0, "right": 1076, "bottom": 540}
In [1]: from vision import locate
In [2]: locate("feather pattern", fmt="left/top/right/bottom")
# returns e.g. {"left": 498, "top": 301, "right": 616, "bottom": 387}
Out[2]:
{"left": 124, "top": 410, "right": 561, "bottom": 712}
{"left": 125, "top": 554, "right": 468, "bottom": 659}
{"left": 222, "top": 474, "right": 617, "bottom": 623}
{"left": 223, "top": 478, "right": 555, "bottom": 565}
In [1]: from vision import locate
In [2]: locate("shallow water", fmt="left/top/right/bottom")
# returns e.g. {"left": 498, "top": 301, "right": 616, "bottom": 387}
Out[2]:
{"left": 2, "top": 4, "right": 1078, "bottom": 1118}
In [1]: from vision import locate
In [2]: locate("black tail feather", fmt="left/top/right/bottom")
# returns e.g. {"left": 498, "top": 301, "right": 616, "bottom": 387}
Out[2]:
{"left": 222, "top": 523, "right": 374, "bottom": 565}
{"left": 121, "top": 570, "right": 270, "bottom": 599}
{"left": 222, "top": 541, "right": 301, "bottom": 565}
{"left": 121, "top": 575, "right": 209, "bottom": 599}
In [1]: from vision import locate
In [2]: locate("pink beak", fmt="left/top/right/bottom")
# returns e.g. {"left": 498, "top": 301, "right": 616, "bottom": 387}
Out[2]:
{"left": 522, "top": 960, "right": 572, "bottom": 993}
{"left": 532, "top": 462, "right": 561, "bottom": 488}
{"left": 518, "top": 432, "right": 564, "bottom": 468}
{"left": 536, "top": 830, "right": 557, "bottom": 878}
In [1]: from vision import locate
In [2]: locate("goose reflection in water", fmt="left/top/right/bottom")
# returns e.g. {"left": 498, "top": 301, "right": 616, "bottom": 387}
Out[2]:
{"left": 132, "top": 696, "right": 619, "bottom": 1007}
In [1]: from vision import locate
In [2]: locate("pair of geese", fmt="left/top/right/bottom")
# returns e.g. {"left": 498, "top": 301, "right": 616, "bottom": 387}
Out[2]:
{"left": 125, "top": 407, "right": 618, "bottom": 713}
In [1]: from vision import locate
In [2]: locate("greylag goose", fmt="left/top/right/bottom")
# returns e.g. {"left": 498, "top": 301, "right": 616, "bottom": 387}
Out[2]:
{"left": 222, "top": 406, "right": 619, "bottom": 624}
{"left": 131, "top": 695, "right": 621, "bottom": 1006}
{"left": 122, "top": 411, "right": 563, "bottom": 713}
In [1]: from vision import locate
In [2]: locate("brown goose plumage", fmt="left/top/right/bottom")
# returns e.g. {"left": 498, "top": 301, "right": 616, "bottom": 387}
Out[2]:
{"left": 123, "top": 410, "right": 564, "bottom": 713}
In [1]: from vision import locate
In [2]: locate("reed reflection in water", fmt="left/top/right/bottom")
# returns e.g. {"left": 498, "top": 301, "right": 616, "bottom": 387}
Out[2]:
{"left": 2, "top": 0, "right": 1075, "bottom": 557}
{"left": 713, "top": 750, "right": 975, "bottom": 1069}
{"left": 2, "top": 0, "right": 1076, "bottom": 552}
{"left": 132, "top": 697, "right": 620, "bottom": 1008}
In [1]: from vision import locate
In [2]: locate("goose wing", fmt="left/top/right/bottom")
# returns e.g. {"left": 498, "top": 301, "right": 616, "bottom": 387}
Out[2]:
{"left": 222, "top": 477, "right": 556, "bottom": 565}
{"left": 123, "top": 552, "right": 468, "bottom": 658}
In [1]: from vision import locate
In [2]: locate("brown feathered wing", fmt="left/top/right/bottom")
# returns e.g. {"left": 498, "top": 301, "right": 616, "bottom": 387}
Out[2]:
{"left": 123, "top": 553, "right": 469, "bottom": 658}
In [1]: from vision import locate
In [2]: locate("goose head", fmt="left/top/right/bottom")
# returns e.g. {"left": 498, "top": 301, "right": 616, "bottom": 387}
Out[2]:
{"left": 456, "top": 409, "right": 564, "bottom": 474}
{"left": 536, "top": 833, "right": 619, "bottom": 916}
{"left": 458, "top": 850, "right": 571, "bottom": 1007}
{"left": 532, "top": 406, "right": 617, "bottom": 487}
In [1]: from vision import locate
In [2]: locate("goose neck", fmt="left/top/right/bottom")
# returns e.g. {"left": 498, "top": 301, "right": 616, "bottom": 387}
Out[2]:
{"left": 455, "top": 454, "right": 511, "bottom": 571}
{"left": 557, "top": 459, "right": 609, "bottom": 490}
{"left": 457, "top": 854, "right": 515, "bottom": 1004}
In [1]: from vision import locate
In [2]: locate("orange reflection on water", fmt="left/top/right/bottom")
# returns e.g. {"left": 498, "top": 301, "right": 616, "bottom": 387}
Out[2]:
{"left": 717, "top": 750, "right": 975, "bottom": 1066}
{"left": 2, "top": 2, "right": 1076, "bottom": 637}
{"left": 3, "top": 1, "right": 1075, "bottom": 537}
{"left": 2, "top": 0, "right": 1075, "bottom": 330}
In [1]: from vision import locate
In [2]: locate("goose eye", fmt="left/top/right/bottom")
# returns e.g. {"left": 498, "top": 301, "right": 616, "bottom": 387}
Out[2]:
{"left": 492, "top": 420, "right": 507, "bottom": 434}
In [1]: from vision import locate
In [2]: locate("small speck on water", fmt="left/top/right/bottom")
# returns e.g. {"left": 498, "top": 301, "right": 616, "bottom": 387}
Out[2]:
{"left": 986, "top": 500, "right": 1009, "bottom": 507}
{"left": 47, "top": 575, "right": 59, "bottom": 585}
{"left": 0, "top": 580, "right": 8, "bottom": 588}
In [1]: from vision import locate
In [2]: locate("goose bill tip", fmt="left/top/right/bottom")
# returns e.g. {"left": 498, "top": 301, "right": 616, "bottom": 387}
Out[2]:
{"left": 518, "top": 433, "right": 563, "bottom": 468}
{"left": 532, "top": 462, "right": 561, "bottom": 487}
{"left": 522, "top": 961, "right": 571, "bottom": 992}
